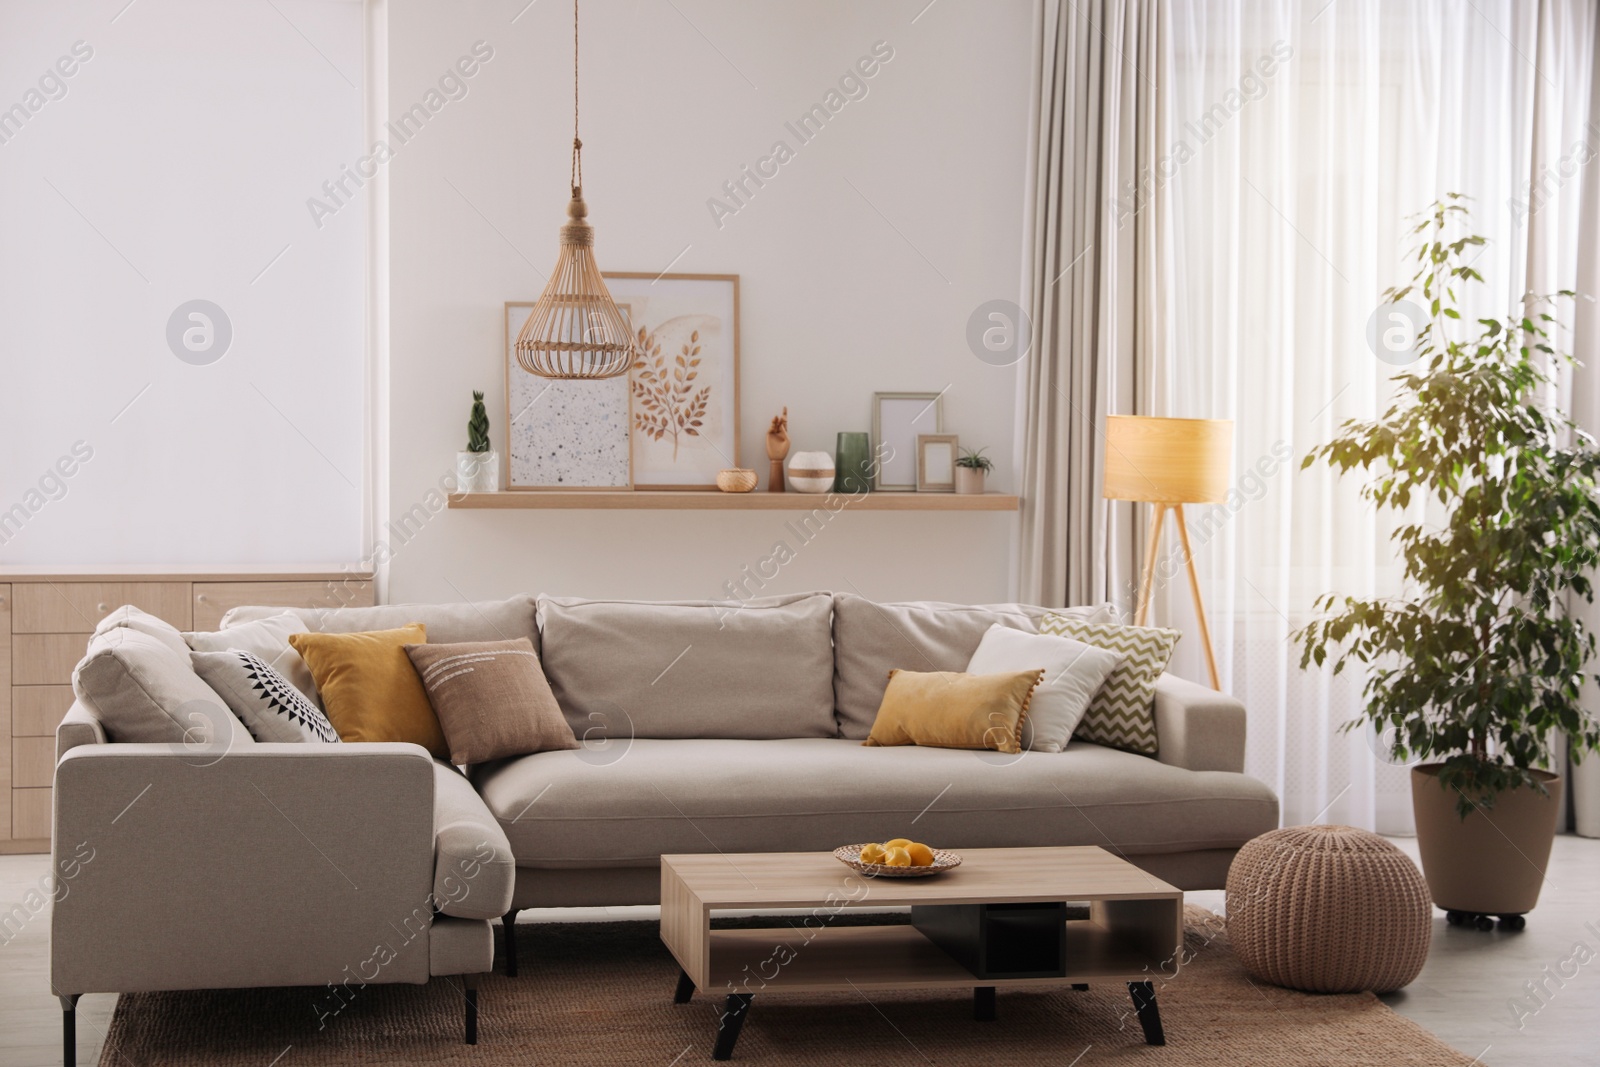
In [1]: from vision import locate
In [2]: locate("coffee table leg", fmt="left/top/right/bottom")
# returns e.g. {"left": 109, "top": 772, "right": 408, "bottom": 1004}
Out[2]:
{"left": 974, "top": 986, "right": 997, "bottom": 1021}
{"left": 1127, "top": 981, "right": 1166, "bottom": 1045}
{"left": 674, "top": 969, "right": 695, "bottom": 1004}
{"left": 713, "top": 993, "right": 753, "bottom": 1060}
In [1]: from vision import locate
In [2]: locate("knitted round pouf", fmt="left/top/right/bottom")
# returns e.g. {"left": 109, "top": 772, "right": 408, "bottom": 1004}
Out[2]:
{"left": 1226, "top": 825, "right": 1431, "bottom": 993}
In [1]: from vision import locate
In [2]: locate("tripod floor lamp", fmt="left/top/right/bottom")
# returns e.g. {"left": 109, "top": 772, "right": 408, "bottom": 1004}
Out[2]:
{"left": 1103, "top": 415, "right": 1233, "bottom": 690}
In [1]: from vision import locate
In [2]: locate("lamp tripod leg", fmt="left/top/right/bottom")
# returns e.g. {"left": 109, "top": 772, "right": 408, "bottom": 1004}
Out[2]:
{"left": 1173, "top": 504, "right": 1221, "bottom": 690}
{"left": 1135, "top": 505, "right": 1167, "bottom": 627}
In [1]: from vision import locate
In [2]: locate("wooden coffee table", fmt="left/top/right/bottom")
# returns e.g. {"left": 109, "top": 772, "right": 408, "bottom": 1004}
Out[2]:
{"left": 661, "top": 845, "right": 1182, "bottom": 1060}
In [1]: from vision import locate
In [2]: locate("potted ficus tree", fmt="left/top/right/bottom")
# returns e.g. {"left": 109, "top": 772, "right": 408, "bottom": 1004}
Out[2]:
{"left": 1296, "top": 196, "right": 1600, "bottom": 930}
{"left": 456, "top": 390, "right": 498, "bottom": 493}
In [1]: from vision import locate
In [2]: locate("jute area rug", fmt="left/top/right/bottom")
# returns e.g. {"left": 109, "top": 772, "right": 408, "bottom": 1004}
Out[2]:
{"left": 100, "top": 907, "right": 1473, "bottom": 1066}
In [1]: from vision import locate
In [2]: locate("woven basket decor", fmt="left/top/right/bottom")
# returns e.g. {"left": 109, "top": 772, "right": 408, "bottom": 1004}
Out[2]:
{"left": 1226, "top": 824, "right": 1432, "bottom": 994}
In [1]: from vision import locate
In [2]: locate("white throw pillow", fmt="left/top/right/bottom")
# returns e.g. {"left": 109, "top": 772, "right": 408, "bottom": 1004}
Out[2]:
{"left": 965, "top": 623, "right": 1124, "bottom": 752}
{"left": 191, "top": 650, "right": 340, "bottom": 743}
{"left": 186, "top": 611, "right": 318, "bottom": 703}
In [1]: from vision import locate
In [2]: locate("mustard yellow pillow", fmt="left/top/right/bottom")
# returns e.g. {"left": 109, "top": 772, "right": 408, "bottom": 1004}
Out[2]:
{"left": 288, "top": 624, "right": 448, "bottom": 759}
{"left": 862, "top": 669, "right": 1044, "bottom": 755}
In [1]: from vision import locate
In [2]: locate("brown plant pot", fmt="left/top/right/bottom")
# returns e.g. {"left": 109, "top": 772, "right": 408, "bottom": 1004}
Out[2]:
{"left": 955, "top": 467, "right": 986, "bottom": 495}
{"left": 1410, "top": 764, "right": 1562, "bottom": 916}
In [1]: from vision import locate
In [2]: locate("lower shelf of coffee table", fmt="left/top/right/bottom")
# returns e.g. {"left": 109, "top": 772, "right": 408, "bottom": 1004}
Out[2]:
{"left": 704, "top": 919, "right": 1170, "bottom": 993}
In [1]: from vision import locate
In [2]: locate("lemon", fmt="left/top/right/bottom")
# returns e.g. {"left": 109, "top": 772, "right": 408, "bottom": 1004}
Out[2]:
{"left": 906, "top": 842, "right": 936, "bottom": 867}
{"left": 884, "top": 846, "right": 912, "bottom": 867}
{"left": 884, "top": 838, "right": 913, "bottom": 850}
{"left": 858, "top": 842, "right": 888, "bottom": 865}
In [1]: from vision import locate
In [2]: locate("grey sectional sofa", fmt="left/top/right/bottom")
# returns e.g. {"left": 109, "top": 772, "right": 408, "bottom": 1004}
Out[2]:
{"left": 51, "top": 591, "right": 1278, "bottom": 1052}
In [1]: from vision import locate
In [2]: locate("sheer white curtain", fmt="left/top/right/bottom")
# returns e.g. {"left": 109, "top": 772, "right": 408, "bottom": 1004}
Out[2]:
{"left": 1151, "top": 0, "right": 1596, "bottom": 832}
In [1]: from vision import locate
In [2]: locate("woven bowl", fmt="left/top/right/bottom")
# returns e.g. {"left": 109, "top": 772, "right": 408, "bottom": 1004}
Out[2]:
{"left": 716, "top": 469, "right": 758, "bottom": 493}
{"left": 833, "top": 844, "right": 962, "bottom": 878}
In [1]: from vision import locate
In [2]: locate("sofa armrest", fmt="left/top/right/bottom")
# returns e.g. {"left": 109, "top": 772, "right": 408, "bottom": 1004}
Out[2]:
{"left": 432, "top": 761, "right": 515, "bottom": 920}
{"left": 57, "top": 701, "right": 107, "bottom": 761}
{"left": 1152, "top": 673, "right": 1247, "bottom": 773}
{"left": 52, "top": 742, "right": 438, "bottom": 995}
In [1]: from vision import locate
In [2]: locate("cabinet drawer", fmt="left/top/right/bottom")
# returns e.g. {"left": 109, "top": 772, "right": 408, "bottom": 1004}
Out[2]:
{"left": 13, "top": 737, "right": 54, "bottom": 788}
{"left": 15, "top": 686, "right": 75, "bottom": 736}
{"left": 13, "top": 787, "right": 51, "bottom": 841}
{"left": 13, "top": 634, "right": 93, "bottom": 686}
{"left": 193, "top": 580, "right": 373, "bottom": 631}
{"left": 13, "top": 581, "right": 191, "bottom": 633}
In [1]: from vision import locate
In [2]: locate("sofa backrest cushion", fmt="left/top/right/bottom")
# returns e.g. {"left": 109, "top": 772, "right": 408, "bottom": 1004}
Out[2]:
{"left": 223, "top": 595, "right": 539, "bottom": 651}
{"left": 187, "top": 611, "right": 318, "bottom": 703}
{"left": 93, "top": 605, "right": 192, "bottom": 657}
{"left": 831, "top": 595, "right": 1110, "bottom": 739}
{"left": 537, "top": 593, "right": 837, "bottom": 740}
{"left": 72, "top": 627, "right": 251, "bottom": 748}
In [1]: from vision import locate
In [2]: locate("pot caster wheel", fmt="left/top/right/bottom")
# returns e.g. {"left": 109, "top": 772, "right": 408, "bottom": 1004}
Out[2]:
{"left": 1445, "top": 910, "right": 1465, "bottom": 926}
{"left": 1474, "top": 914, "right": 1496, "bottom": 931}
{"left": 1498, "top": 914, "right": 1526, "bottom": 932}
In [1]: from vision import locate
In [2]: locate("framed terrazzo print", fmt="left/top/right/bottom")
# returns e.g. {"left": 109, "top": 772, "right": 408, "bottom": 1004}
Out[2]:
{"left": 605, "top": 272, "right": 740, "bottom": 490}
{"left": 504, "top": 301, "right": 633, "bottom": 490}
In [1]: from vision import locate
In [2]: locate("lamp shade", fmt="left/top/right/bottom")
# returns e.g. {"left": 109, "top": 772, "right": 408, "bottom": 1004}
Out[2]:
{"left": 1102, "top": 415, "right": 1233, "bottom": 504}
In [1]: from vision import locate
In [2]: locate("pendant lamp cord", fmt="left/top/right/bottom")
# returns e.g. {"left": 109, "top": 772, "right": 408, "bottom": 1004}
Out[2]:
{"left": 570, "top": 0, "right": 583, "bottom": 197}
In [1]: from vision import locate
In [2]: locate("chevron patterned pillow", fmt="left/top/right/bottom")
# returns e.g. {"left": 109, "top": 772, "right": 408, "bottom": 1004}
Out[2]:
{"left": 1035, "top": 616, "right": 1178, "bottom": 755}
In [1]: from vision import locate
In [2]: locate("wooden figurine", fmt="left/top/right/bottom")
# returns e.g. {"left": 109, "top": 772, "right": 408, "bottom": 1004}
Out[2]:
{"left": 766, "top": 407, "right": 790, "bottom": 492}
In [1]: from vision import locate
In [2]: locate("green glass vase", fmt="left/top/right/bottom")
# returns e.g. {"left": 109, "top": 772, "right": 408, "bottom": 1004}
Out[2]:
{"left": 834, "top": 432, "right": 872, "bottom": 494}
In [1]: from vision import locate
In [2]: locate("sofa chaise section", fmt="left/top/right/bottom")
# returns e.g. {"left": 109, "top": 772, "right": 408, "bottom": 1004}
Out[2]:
{"left": 51, "top": 701, "right": 514, "bottom": 1056}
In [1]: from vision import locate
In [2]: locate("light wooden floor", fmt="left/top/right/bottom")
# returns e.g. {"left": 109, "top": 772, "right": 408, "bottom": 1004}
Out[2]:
{"left": 2, "top": 835, "right": 1594, "bottom": 1067}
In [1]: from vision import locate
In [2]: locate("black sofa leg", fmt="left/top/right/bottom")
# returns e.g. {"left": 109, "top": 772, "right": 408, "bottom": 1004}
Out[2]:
{"left": 60, "top": 994, "right": 80, "bottom": 1065}
{"left": 502, "top": 909, "right": 520, "bottom": 977}
{"left": 463, "top": 977, "right": 479, "bottom": 1045}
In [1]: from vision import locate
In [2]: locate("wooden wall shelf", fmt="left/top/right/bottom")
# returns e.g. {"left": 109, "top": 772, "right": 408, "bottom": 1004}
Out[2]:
{"left": 447, "top": 491, "right": 1020, "bottom": 512}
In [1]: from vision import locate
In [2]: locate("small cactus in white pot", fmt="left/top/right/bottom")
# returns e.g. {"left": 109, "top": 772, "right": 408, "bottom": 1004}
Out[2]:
{"left": 954, "top": 447, "right": 993, "bottom": 495}
{"left": 456, "top": 390, "right": 499, "bottom": 493}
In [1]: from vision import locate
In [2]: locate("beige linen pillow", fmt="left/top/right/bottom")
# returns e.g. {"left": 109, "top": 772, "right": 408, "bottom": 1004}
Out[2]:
{"left": 404, "top": 639, "right": 578, "bottom": 765}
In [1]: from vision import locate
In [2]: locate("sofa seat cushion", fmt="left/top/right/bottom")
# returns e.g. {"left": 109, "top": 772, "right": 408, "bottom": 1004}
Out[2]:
{"left": 537, "top": 593, "right": 837, "bottom": 740}
{"left": 471, "top": 738, "right": 1279, "bottom": 868}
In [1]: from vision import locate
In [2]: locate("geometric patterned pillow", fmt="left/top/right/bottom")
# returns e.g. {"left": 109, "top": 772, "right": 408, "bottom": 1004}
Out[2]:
{"left": 190, "top": 650, "right": 341, "bottom": 744}
{"left": 1035, "top": 616, "right": 1179, "bottom": 755}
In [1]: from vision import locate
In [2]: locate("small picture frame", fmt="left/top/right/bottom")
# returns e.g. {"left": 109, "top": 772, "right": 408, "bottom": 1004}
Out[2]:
{"left": 916, "top": 434, "right": 959, "bottom": 492}
{"left": 872, "top": 391, "right": 945, "bottom": 491}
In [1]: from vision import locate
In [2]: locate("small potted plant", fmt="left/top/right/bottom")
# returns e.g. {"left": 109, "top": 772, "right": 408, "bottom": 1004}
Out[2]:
{"left": 955, "top": 447, "right": 993, "bottom": 495}
{"left": 456, "top": 390, "right": 498, "bottom": 493}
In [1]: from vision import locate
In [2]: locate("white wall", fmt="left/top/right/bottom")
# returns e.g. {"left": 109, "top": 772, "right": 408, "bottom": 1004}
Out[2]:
{"left": 0, "top": 0, "right": 366, "bottom": 565}
{"left": 385, "top": 0, "right": 1036, "bottom": 604}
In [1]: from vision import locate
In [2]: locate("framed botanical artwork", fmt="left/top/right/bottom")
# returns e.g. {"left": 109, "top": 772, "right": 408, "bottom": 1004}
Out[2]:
{"left": 873, "top": 392, "right": 945, "bottom": 491}
{"left": 504, "top": 302, "right": 632, "bottom": 490}
{"left": 916, "top": 434, "right": 959, "bottom": 492}
{"left": 605, "top": 272, "right": 740, "bottom": 490}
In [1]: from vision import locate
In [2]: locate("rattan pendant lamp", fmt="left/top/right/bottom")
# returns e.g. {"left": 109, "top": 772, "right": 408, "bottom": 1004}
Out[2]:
{"left": 514, "top": 0, "right": 633, "bottom": 380}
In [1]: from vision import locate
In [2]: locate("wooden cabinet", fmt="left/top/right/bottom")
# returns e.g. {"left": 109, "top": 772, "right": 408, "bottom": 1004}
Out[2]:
{"left": 0, "top": 569, "right": 372, "bottom": 854}
{"left": 193, "top": 580, "right": 372, "bottom": 631}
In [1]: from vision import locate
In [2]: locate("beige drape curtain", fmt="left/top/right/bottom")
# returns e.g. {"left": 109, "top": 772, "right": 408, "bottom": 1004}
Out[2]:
{"left": 1564, "top": 5, "right": 1600, "bottom": 837}
{"left": 1019, "top": 0, "right": 1173, "bottom": 609}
